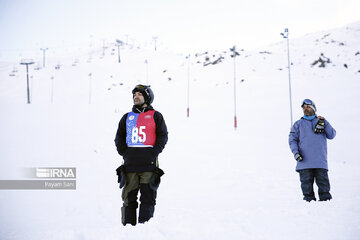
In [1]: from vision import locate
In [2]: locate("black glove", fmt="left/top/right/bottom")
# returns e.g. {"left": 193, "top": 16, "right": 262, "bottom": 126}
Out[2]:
{"left": 294, "top": 153, "right": 303, "bottom": 162}
{"left": 149, "top": 167, "right": 164, "bottom": 191}
{"left": 116, "top": 165, "right": 126, "bottom": 189}
{"left": 314, "top": 118, "right": 325, "bottom": 134}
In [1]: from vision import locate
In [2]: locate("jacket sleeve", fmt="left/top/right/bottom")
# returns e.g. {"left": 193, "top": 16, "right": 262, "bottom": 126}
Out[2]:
{"left": 289, "top": 121, "right": 300, "bottom": 155}
{"left": 114, "top": 113, "right": 128, "bottom": 156}
{"left": 324, "top": 119, "right": 336, "bottom": 140}
{"left": 153, "top": 111, "right": 168, "bottom": 157}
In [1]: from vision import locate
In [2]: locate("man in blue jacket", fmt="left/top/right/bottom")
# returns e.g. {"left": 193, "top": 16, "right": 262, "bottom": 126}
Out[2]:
{"left": 289, "top": 99, "right": 336, "bottom": 202}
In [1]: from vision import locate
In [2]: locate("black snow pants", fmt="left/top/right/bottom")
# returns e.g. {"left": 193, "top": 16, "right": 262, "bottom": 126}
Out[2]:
{"left": 298, "top": 168, "right": 332, "bottom": 202}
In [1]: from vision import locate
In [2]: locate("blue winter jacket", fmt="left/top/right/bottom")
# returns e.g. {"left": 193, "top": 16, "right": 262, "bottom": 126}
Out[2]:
{"left": 288, "top": 117, "right": 336, "bottom": 171}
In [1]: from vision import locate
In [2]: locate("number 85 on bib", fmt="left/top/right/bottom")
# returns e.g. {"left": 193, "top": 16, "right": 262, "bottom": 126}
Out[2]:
{"left": 126, "top": 111, "right": 156, "bottom": 147}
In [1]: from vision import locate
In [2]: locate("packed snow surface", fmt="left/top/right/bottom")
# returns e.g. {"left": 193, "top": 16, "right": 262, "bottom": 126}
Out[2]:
{"left": 1, "top": 22, "right": 360, "bottom": 239}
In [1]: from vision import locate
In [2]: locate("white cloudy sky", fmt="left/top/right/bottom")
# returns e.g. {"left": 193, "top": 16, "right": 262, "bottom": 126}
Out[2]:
{"left": 0, "top": 0, "right": 359, "bottom": 59}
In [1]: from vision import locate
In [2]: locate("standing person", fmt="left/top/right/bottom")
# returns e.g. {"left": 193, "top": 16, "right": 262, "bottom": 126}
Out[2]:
{"left": 115, "top": 84, "right": 168, "bottom": 226}
{"left": 289, "top": 99, "right": 336, "bottom": 202}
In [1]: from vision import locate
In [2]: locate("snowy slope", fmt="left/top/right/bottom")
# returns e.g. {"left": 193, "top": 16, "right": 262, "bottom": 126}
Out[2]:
{"left": 1, "top": 22, "right": 360, "bottom": 240}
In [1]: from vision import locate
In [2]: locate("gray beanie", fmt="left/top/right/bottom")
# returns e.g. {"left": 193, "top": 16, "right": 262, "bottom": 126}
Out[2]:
{"left": 301, "top": 99, "right": 317, "bottom": 112}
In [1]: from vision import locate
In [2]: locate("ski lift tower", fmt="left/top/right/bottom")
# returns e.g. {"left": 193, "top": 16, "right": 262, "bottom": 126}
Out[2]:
{"left": 115, "top": 39, "right": 123, "bottom": 63}
{"left": 280, "top": 28, "right": 293, "bottom": 127}
{"left": 40, "top": 47, "right": 48, "bottom": 67}
{"left": 20, "top": 59, "right": 35, "bottom": 104}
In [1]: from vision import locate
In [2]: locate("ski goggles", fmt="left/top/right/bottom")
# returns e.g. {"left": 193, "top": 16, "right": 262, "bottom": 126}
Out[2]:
{"left": 301, "top": 99, "right": 314, "bottom": 107}
{"left": 134, "top": 84, "right": 147, "bottom": 89}
{"left": 132, "top": 84, "right": 149, "bottom": 94}
{"left": 132, "top": 84, "right": 152, "bottom": 100}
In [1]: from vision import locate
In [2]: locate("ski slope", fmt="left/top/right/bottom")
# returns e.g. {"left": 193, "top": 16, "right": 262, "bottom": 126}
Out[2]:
{"left": 0, "top": 22, "right": 360, "bottom": 240}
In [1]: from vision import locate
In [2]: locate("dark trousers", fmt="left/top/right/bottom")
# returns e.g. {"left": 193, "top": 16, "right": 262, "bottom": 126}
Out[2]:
{"left": 299, "top": 168, "right": 332, "bottom": 201}
{"left": 121, "top": 172, "right": 157, "bottom": 225}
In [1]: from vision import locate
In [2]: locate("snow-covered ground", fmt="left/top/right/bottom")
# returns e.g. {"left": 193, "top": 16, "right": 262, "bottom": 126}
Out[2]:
{"left": 1, "top": 22, "right": 360, "bottom": 240}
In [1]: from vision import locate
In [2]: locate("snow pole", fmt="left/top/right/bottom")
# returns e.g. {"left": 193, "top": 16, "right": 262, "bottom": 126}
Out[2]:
{"left": 88, "top": 73, "right": 92, "bottom": 104}
{"left": 51, "top": 76, "right": 54, "bottom": 104}
{"left": 153, "top": 36, "right": 158, "bottom": 51}
{"left": 117, "top": 46, "right": 121, "bottom": 63}
{"left": 281, "top": 28, "right": 293, "bottom": 127}
{"left": 287, "top": 36, "right": 294, "bottom": 127}
{"left": 230, "top": 46, "right": 237, "bottom": 130}
{"left": 145, "top": 59, "right": 149, "bottom": 84}
{"left": 186, "top": 54, "right": 190, "bottom": 117}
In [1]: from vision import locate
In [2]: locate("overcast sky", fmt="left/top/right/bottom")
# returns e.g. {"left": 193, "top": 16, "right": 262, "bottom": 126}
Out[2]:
{"left": 0, "top": 0, "right": 359, "bottom": 60}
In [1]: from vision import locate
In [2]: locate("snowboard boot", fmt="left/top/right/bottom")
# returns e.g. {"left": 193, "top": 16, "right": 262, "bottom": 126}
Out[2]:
{"left": 121, "top": 206, "right": 137, "bottom": 226}
{"left": 138, "top": 204, "right": 154, "bottom": 224}
{"left": 319, "top": 192, "right": 332, "bottom": 201}
{"left": 303, "top": 192, "right": 316, "bottom": 202}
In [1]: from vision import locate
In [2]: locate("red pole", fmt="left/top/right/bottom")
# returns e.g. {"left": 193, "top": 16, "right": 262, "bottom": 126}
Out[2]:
{"left": 233, "top": 46, "right": 237, "bottom": 130}
{"left": 187, "top": 54, "right": 190, "bottom": 118}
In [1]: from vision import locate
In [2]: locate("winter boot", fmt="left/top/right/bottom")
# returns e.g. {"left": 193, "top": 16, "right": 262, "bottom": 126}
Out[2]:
{"left": 121, "top": 206, "right": 137, "bottom": 226}
{"left": 138, "top": 204, "right": 155, "bottom": 223}
{"left": 319, "top": 192, "right": 332, "bottom": 201}
{"left": 303, "top": 195, "right": 316, "bottom": 202}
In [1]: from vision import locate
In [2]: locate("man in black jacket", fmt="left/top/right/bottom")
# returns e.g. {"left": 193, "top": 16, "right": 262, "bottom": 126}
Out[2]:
{"left": 115, "top": 84, "right": 168, "bottom": 226}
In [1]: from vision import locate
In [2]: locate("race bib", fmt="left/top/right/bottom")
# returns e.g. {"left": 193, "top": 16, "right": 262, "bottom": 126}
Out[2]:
{"left": 126, "top": 110, "right": 156, "bottom": 147}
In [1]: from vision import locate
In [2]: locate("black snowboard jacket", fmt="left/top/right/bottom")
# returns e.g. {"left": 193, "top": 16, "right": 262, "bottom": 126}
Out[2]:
{"left": 115, "top": 105, "right": 168, "bottom": 172}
